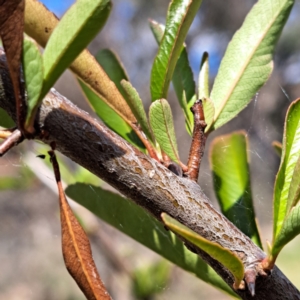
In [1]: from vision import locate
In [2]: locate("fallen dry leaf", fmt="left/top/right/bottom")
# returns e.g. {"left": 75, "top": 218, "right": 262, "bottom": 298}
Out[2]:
{"left": 49, "top": 148, "right": 112, "bottom": 300}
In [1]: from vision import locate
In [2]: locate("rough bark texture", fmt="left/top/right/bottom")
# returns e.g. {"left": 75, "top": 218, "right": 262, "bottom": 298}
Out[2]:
{"left": 0, "top": 50, "right": 299, "bottom": 299}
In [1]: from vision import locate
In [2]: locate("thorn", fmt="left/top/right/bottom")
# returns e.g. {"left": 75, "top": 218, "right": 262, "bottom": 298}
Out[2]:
{"left": 248, "top": 281, "right": 255, "bottom": 297}
{"left": 245, "top": 269, "right": 257, "bottom": 297}
{"left": 36, "top": 154, "right": 46, "bottom": 159}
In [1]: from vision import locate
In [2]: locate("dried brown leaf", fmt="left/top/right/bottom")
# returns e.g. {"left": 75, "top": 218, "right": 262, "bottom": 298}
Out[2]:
{"left": 0, "top": 0, "right": 26, "bottom": 132}
{"left": 49, "top": 149, "right": 112, "bottom": 300}
{"left": 25, "top": 0, "right": 136, "bottom": 126}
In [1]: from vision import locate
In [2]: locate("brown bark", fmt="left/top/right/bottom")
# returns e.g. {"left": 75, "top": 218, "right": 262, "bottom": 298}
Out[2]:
{"left": 0, "top": 50, "right": 299, "bottom": 299}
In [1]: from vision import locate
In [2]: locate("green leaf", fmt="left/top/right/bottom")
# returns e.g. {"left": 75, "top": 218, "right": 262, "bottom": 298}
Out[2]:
{"left": 149, "top": 99, "right": 179, "bottom": 163}
{"left": 132, "top": 260, "right": 171, "bottom": 298}
{"left": 149, "top": 19, "right": 196, "bottom": 135}
{"left": 150, "top": 0, "right": 202, "bottom": 101}
{"left": 22, "top": 37, "right": 43, "bottom": 130}
{"left": 272, "top": 202, "right": 300, "bottom": 258}
{"left": 79, "top": 81, "right": 145, "bottom": 152}
{"left": 66, "top": 183, "right": 236, "bottom": 296}
{"left": 209, "top": 131, "right": 262, "bottom": 248}
{"left": 198, "top": 52, "right": 209, "bottom": 100}
{"left": 210, "top": 0, "right": 294, "bottom": 131}
{"left": 273, "top": 99, "right": 300, "bottom": 240}
{"left": 272, "top": 141, "right": 282, "bottom": 157}
{"left": 120, "top": 80, "right": 154, "bottom": 143}
{"left": 202, "top": 97, "right": 215, "bottom": 132}
{"left": 162, "top": 213, "right": 244, "bottom": 288}
{"left": 40, "top": 0, "right": 111, "bottom": 101}
{"left": 0, "top": 108, "right": 14, "bottom": 128}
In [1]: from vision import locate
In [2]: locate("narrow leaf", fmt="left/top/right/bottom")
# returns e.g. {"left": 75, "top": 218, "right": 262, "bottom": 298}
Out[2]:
{"left": 41, "top": 0, "right": 111, "bottom": 98}
{"left": 209, "top": 131, "right": 262, "bottom": 248}
{"left": 210, "top": 0, "right": 294, "bottom": 131}
{"left": 50, "top": 151, "right": 111, "bottom": 300}
{"left": 202, "top": 97, "right": 215, "bottom": 132}
{"left": 162, "top": 213, "right": 244, "bottom": 289}
{"left": 25, "top": 0, "right": 137, "bottom": 130}
{"left": 149, "top": 19, "right": 196, "bottom": 134}
{"left": 79, "top": 81, "right": 145, "bottom": 152}
{"left": 95, "top": 49, "right": 128, "bottom": 98}
{"left": 66, "top": 183, "right": 235, "bottom": 296}
{"left": 272, "top": 202, "right": 300, "bottom": 258}
{"left": 149, "top": 99, "right": 179, "bottom": 163}
{"left": 121, "top": 80, "right": 154, "bottom": 142}
{"left": 78, "top": 49, "right": 144, "bottom": 151}
{"left": 22, "top": 37, "right": 43, "bottom": 129}
{"left": 150, "top": 0, "right": 202, "bottom": 101}
{"left": 272, "top": 141, "right": 282, "bottom": 157}
{"left": 0, "top": 0, "right": 26, "bottom": 130}
{"left": 273, "top": 98, "right": 300, "bottom": 240}
{"left": 198, "top": 52, "right": 209, "bottom": 100}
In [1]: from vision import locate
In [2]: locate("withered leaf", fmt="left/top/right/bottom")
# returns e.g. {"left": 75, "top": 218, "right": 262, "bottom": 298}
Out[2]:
{"left": 49, "top": 150, "right": 112, "bottom": 300}
{"left": 0, "top": 0, "right": 26, "bottom": 132}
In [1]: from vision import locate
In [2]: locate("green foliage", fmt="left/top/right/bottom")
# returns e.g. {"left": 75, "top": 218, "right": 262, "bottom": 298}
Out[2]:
{"left": 209, "top": 0, "right": 294, "bottom": 132}
{"left": 149, "top": 19, "right": 195, "bottom": 135}
{"left": 150, "top": 0, "right": 202, "bottom": 101}
{"left": 272, "top": 99, "right": 300, "bottom": 258}
{"left": 66, "top": 183, "right": 235, "bottom": 296}
{"left": 210, "top": 131, "right": 262, "bottom": 248}
{"left": 198, "top": 52, "right": 209, "bottom": 100}
{"left": 40, "top": 0, "right": 111, "bottom": 102}
{"left": 149, "top": 99, "right": 180, "bottom": 163}
{"left": 22, "top": 37, "right": 43, "bottom": 128}
{"left": 162, "top": 213, "right": 244, "bottom": 288}
{"left": 121, "top": 80, "right": 154, "bottom": 143}
{"left": 78, "top": 49, "right": 145, "bottom": 151}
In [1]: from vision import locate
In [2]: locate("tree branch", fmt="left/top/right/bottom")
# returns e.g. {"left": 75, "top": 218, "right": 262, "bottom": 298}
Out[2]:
{"left": 0, "top": 50, "right": 299, "bottom": 299}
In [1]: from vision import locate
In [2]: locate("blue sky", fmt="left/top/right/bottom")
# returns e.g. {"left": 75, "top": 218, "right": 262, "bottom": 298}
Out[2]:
{"left": 40, "top": 0, "right": 75, "bottom": 16}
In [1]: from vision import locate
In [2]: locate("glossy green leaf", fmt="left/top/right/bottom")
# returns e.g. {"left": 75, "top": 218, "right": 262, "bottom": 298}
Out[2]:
{"left": 40, "top": 0, "right": 111, "bottom": 101}
{"left": 162, "top": 213, "right": 244, "bottom": 288}
{"left": 272, "top": 201, "right": 300, "bottom": 258}
{"left": 0, "top": 108, "right": 14, "bottom": 128}
{"left": 150, "top": 0, "right": 202, "bottom": 101}
{"left": 79, "top": 81, "right": 145, "bottom": 152}
{"left": 22, "top": 37, "right": 43, "bottom": 129}
{"left": 202, "top": 97, "right": 215, "bottom": 132}
{"left": 210, "top": 0, "right": 294, "bottom": 131}
{"left": 272, "top": 141, "right": 282, "bottom": 157}
{"left": 149, "top": 99, "right": 179, "bottom": 163}
{"left": 273, "top": 99, "right": 300, "bottom": 240}
{"left": 95, "top": 49, "right": 128, "bottom": 98}
{"left": 198, "top": 52, "right": 209, "bottom": 100}
{"left": 149, "top": 19, "right": 196, "bottom": 135}
{"left": 132, "top": 260, "right": 171, "bottom": 298}
{"left": 210, "top": 131, "right": 262, "bottom": 248}
{"left": 65, "top": 183, "right": 235, "bottom": 296}
{"left": 121, "top": 80, "right": 154, "bottom": 143}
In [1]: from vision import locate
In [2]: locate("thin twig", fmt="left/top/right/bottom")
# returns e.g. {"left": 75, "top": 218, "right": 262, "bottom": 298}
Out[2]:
{"left": 0, "top": 128, "right": 23, "bottom": 156}
{"left": 186, "top": 100, "right": 207, "bottom": 181}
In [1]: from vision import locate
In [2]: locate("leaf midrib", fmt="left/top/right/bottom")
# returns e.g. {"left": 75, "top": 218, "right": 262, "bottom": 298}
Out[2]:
{"left": 213, "top": 2, "right": 283, "bottom": 123}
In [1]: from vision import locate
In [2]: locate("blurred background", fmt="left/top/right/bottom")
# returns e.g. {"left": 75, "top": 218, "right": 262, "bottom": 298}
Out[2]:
{"left": 0, "top": 0, "right": 300, "bottom": 299}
